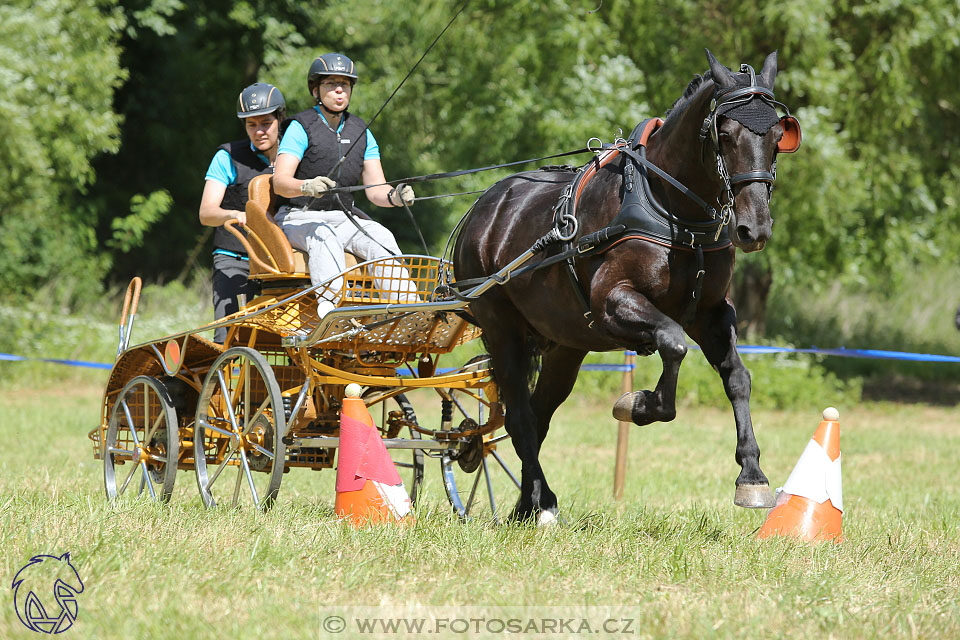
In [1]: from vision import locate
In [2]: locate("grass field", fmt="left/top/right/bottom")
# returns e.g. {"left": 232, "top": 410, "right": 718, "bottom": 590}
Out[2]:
{"left": 1, "top": 373, "right": 958, "bottom": 639}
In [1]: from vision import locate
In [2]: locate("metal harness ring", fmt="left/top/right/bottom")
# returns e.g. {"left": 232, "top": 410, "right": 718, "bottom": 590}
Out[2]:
{"left": 556, "top": 213, "right": 579, "bottom": 241}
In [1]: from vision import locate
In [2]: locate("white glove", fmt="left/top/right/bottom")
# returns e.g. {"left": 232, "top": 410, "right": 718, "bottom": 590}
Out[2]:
{"left": 388, "top": 183, "right": 415, "bottom": 206}
{"left": 300, "top": 176, "right": 336, "bottom": 197}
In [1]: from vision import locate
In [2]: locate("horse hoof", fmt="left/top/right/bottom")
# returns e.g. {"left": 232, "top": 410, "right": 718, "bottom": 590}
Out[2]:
{"left": 734, "top": 484, "right": 776, "bottom": 509}
{"left": 537, "top": 510, "right": 559, "bottom": 527}
{"left": 612, "top": 393, "right": 634, "bottom": 422}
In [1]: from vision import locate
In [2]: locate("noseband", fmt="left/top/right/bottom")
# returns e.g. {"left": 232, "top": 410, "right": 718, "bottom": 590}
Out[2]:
{"left": 698, "top": 64, "right": 802, "bottom": 209}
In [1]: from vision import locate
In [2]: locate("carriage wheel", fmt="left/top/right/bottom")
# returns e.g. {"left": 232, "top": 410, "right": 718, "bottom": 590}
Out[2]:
{"left": 389, "top": 394, "right": 424, "bottom": 505}
{"left": 194, "top": 347, "right": 286, "bottom": 510}
{"left": 104, "top": 376, "right": 179, "bottom": 503}
{"left": 439, "top": 357, "right": 520, "bottom": 523}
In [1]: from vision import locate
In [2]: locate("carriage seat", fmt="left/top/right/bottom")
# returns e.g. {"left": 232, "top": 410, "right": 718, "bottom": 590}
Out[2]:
{"left": 240, "top": 174, "right": 356, "bottom": 281}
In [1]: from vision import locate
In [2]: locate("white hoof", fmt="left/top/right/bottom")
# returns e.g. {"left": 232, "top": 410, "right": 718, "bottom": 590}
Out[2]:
{"left": 537, "top": 510, "right": 559, "bottom": 527}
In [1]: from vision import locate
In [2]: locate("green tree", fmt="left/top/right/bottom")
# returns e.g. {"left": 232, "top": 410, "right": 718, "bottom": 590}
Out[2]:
{"left": 0, "top": 0, "right": 126, "bottom": 304}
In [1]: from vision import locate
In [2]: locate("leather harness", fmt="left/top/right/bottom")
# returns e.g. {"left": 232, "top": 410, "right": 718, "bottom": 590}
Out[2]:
{"left": 553, "top": 117, "right": 733, "bottom": 328}
{"left": 446, "top": 66, "right": 800, "bottom": 330}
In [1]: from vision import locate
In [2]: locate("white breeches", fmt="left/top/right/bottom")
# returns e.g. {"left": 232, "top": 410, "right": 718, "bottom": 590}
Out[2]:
{"left": 276, "top": 208, "right": 419, "bottom": 312}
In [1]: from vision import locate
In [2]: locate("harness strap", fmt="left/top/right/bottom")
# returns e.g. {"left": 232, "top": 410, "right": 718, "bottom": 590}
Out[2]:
{"left": 682, "top": 245, "right": 706, "bottom": 326}
{"left": 729, "top": 170, "right": 774, "bottom": 185}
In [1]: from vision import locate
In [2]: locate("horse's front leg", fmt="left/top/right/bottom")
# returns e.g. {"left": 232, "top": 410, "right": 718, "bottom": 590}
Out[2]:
{"left": 687, "top": 300, "right": 775, "bottom": 508}
{"left": 598, "top": 286, "right": 688, "bottom": 425}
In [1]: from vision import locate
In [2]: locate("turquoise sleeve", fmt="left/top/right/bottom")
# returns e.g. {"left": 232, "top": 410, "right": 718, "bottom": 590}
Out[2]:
{"left": 277, "top": 120, "right": 309, "bottom": 160}
{"left": 364, "top": 129, "right": 381, "bottom": 161}
{"left": 204, "top": 149, "right": 236, "bottom": 185}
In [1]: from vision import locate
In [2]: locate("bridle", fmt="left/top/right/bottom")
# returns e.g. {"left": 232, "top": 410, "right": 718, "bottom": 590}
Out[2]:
{"left": 698, "top": 63, "right": 802, "bottom": 221}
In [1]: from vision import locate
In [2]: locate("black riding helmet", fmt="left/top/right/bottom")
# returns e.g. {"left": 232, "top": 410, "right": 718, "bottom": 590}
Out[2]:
{"left": 236, "top": 83, "right": 286, "bottom": 119}
{"left": 307, "top": 53, "right": 358, "bottom": 97}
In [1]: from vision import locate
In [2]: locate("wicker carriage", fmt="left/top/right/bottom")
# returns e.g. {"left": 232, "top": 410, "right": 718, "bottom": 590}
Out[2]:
{"left": 89, "top": 175, "right": 516, "bottom": 519}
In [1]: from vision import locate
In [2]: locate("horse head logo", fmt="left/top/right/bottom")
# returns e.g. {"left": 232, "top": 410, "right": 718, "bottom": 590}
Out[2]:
{"left": 12, "top": 553, "right": 84, "bottom": 634}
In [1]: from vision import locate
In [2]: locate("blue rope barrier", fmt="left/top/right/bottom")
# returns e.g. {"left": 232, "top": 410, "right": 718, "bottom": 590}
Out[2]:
{"left": 2, "top": 343, "right": 958, "bottom": 373}
{"left": 626, "top": 345, "right": 960, "bottom": 364}
{"left": 0, "top": 352, "right": 113, "bottom": 370}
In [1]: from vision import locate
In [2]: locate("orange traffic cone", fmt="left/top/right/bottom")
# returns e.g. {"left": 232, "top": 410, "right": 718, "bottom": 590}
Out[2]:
{"left": 757, "top": 407, "right": 843, "bottom": 543}
{"left": 335, "top": 384, "right": 412, "bottom": 526}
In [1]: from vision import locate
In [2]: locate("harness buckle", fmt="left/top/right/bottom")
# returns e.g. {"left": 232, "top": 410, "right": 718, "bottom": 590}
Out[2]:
{"left": 715, "top": 203, "right": 733, "bottom": 241}
{"left": 684, "top": 230, "right": 697, "bottom": 248}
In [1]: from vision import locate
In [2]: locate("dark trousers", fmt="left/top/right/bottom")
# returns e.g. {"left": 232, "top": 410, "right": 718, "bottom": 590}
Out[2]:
{"left": 212, "top": 254, "right": 258, "bottom": 344}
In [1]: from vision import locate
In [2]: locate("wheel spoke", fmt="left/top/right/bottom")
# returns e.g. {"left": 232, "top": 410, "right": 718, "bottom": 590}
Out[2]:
{"left": 232, "top": 458, "right": 243, "bottom": 506}
{"left": 230, "top": 358, "right": 247, "bottom": 407}
{"left": 141, "top": 381, "right": 149, "bottom": 439}
{"left": 108, "top": 446, "right": 135, "bottom": 458}
{"left": 140, "top": 381, "right": 159, "bottom": 444}
{"left": 147, "top": 453, "right": 168, "bottom": 464}
{"left": 137, "top": 468, "right": 146, "bottom": 496}
{"left": 449, "top": 393, "right": 473, "bottom": 420}
{"left": 208, "top": 441, "right": 239, "bottom": 489}
{"left": 491, "top": 450, "right": 521, "bottom": 489}
{"left": 217, "top": 369, "right": 240, "bottom": 433}
{"left": 143, "top": 406, "right": 165, "bottom": 446}
{"left": 199, "top": 418, "right": 235, "bottom": 439}
{"left": 243, "top": 358, "right": 251, "bottom": 434}
{"left": 241, "top": 397, "right": 272, "bottom": 437}
{"left": 465, "top": 463, "right": 483, "bottom": 513}
{"left": 247, "top": 441, "right": 273, "bottom": 459}
{"left": 239, "top": 450, "right": 260, "bottom": 507}
{"left": 118, "top": 457, "right": 140, "bottom": 495}
{"left": 140, "top": 461, "right": 157, "bottom": 500}
{"left": 120, "top": 399, "right": 142, "bottom": 448}
{"left": 482, "top": 456, "right": 498, "bottom": 521}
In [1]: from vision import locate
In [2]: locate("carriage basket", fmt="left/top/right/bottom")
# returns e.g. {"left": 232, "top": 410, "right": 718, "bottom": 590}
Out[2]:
{"left": 230, "top": 256, "right": 482, "bottom": 352}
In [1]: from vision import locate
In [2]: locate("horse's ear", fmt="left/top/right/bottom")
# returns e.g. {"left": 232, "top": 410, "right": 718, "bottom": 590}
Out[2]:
{"left": 705, "top": 49, "right": 735, "bottom": 91}
{"left": 758, "top": 50, "right": 778, "bottom": 89}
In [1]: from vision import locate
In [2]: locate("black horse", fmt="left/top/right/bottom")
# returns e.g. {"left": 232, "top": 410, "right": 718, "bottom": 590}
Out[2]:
{"left": 453, "top": 50, "right": 801, "bottom": 523}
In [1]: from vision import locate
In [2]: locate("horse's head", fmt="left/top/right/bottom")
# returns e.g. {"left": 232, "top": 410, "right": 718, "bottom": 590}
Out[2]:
{"left": 702, "top": 49, "right": 801, "bottom": 252}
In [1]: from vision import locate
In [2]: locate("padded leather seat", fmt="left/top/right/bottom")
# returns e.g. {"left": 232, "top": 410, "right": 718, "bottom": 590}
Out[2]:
{"left": 235, "top": 174, "right": 356, "bottom": 282}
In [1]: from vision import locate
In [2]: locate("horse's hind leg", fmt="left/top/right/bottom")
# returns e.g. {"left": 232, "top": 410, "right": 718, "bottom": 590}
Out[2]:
{"left": 599, "top": 287, "right": 688, "bottom": 425}
{"left": 473, "top": 299, "right": 559, "bottom": 523}
{"left": 687, "top": 300, "right": 775, "bottom": 508}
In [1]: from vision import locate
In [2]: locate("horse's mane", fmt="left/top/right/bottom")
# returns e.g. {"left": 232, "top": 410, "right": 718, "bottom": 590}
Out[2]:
{"left": 664, "top": 71, "right": 713, "bottom": 120}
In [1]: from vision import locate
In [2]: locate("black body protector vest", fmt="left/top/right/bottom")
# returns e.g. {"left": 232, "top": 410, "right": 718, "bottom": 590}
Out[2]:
{"left": 214, "top": 140, "right": 272, "bottom": 255}
{"left": 286, "top": 108, "right": 367, "bottom": 211}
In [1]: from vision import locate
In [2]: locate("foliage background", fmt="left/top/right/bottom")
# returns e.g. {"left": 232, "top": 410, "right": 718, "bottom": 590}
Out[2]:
{"left": 1, "top": 0, "right": 959, "bottom": 391}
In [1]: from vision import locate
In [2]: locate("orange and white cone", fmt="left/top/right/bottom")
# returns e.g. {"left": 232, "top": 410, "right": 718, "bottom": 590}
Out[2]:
{"left": 757, "top": 407, "right": 843, "bottom": 543}
{"left": 335, "top": 384, "right": 412, "bottom": 526}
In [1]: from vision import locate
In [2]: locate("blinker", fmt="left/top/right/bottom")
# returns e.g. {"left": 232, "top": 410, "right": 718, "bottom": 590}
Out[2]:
{"left": 777, "top": 116, "right": 801, "bottom": 153}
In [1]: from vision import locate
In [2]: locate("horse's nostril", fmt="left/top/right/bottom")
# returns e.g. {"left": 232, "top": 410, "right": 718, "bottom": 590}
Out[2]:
{"left": 736, "top": 226, "right": 753, "bottom": 244}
